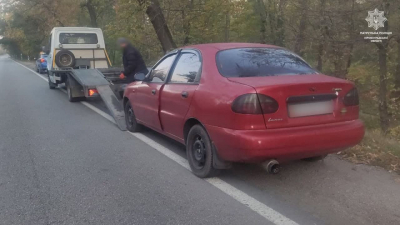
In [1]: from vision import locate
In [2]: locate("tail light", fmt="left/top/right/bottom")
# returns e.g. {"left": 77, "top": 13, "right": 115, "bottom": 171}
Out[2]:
{"left": 343, "top": 88, "right": 359, "bottom": 106}
{"left": 232, "top": 94, "right": 279, "bottom": 114}
{"left": 89, "top": 89, "right": 98, "bottom": 96}
{"left": 40, "top": 58, "right": 46, "bottom": 63}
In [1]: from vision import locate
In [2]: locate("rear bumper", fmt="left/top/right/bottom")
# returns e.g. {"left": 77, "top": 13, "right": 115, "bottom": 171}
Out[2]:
{"left": 205, "top": 120, "right": 365, "bottom": 163}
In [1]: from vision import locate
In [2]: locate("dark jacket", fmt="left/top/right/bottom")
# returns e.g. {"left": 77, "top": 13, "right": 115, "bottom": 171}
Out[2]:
{"left": 122, "top": 45, "right": 148, "bottom": 78}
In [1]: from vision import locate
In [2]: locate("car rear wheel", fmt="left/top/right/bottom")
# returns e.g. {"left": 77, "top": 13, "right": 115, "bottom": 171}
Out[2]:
{"left": 186, "top": 125, "right": 219, "bottom": 178}
{"left": 124, "top": 101, "right": 142, "bottom": 132}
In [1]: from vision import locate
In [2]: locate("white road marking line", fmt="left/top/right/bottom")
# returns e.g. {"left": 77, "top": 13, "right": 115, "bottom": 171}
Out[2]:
{"left": 15, "top": 61, "right": 48, "bottom": 82}
{"left": 12, "top": 59, "right": 299, "bottom": 225}
{"left": 131, "top": 133, "right": 190, "bottom": 169}
{"left": 206, "top": 178, "right": 298, "bottom": 225}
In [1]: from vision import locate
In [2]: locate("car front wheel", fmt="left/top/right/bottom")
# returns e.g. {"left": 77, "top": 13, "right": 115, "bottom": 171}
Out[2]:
{"left": 124, "top": 101, "right": 142, "bottom": 132}
{"left": 186, "top": 125, "right": 218, "bottom": 178}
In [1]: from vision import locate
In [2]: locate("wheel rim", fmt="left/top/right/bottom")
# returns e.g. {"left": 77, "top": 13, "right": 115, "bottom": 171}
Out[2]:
{"left": 127, "top": 105, "right": 134, "bottom": 127}
{"left": 191, "top": 135, "right": 206, "bottom": 170}
{"left": 59, "top": 54, "right": 72, "bottom": 67}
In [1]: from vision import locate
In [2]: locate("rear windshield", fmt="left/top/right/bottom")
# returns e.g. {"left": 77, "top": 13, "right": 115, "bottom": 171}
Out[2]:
{"left": 59, "top": 33, "right": 98, "bottom": 44}
{"left": 216, "top": 48, "right": 317, "bottom": 77}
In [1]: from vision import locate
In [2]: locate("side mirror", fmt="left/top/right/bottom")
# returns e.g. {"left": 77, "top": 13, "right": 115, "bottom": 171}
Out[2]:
{"left": 134, "top": 73, "right": 146, "bottom": 81}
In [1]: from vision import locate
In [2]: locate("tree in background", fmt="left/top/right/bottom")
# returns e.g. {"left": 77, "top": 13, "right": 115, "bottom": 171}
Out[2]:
{"left": 138, "top": 0, "right": 177, "bottom": 53}
{"left": 0, "top": 0, "right": 400, "bottom": 134}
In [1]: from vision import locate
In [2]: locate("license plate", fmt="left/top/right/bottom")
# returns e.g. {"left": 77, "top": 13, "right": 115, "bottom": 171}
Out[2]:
{"left": 288, "top": 101, "right": 334, "bottom": 118}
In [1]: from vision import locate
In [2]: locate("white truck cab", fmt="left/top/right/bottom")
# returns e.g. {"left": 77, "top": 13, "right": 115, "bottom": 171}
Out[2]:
{"left": 46, "top": 27, "right": 112, "bottom": 85}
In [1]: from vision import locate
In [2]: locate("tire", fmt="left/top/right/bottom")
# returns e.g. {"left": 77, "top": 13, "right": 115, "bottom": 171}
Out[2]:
{"left": 302, "top": 155, "right": 328, "bottom": 162}
{"left": 48, "top": 72, "right": 56, "bottom": 89}
{"left": 55, "top": 50, "right": 76, "bottom": 68}
{"left": 186, "top": 125, "right": 219, "bottom": 178}
{"left": 66, "top": 78, "right": 82, "bottom": 102}
{"left": 124, "top": 101, "right": 143, "bottom": 132}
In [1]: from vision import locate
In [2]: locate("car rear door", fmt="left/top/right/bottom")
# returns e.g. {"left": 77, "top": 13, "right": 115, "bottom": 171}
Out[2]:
{"left": 133, "top": 53, "right": 177, "bottom": 131}
{"left": 160, "top": 50, "right": 202, "bottom": 139}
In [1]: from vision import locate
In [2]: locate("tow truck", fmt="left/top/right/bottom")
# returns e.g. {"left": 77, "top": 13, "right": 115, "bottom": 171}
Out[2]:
{"left": 44, "top": 27, "right": 126, "bottom": 130}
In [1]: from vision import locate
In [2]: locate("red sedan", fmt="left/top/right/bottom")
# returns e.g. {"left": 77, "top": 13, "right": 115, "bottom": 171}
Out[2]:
{"left": 123, "top": 43, "right": 365, "bottom": 178}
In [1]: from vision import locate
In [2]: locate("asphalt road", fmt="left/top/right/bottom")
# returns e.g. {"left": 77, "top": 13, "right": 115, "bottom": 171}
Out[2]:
{"left": 1, "top": 55, "right": 400, "bottom": 225}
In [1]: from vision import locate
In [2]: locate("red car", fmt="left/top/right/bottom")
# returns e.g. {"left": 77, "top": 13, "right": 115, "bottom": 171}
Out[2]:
{"left": 123, "top": 43, "right": 364, "bottom": 178}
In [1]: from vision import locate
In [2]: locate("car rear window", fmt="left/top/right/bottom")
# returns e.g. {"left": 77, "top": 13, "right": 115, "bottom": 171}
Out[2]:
{"left": 59, "top": 33, "right": 98, "bottom": 44}
{"left": 216, "top": 48, "right": 317, "bottom": 77}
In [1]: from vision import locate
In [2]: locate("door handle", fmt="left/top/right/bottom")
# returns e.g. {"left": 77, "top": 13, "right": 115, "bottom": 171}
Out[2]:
{"left": 181, "top": 91, "right": 189, "bottom": 98}
{"left": 151, "top": 89, "right": 156, "bottom": 95}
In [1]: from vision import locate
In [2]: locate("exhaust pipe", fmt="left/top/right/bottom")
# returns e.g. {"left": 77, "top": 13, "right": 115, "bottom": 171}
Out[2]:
{"left": 264, "top": 159, "right": 280, "bottom": 174}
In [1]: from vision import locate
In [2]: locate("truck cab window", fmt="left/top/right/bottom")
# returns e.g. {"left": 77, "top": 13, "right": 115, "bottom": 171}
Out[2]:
{"left": 59, "top": 33, "right": 98, "bottom": 44}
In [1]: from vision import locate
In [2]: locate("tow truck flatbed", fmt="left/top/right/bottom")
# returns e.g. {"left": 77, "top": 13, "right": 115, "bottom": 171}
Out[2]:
{"left": 66, "top": 68, "right": 127, "bottom": 131}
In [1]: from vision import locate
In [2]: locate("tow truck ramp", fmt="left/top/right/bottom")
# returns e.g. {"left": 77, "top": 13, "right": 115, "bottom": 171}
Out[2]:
{"left": 96, "top": 86, "right": 127, "bottom": 131}
{"left": 67, "top": 69, "right": 127, "bottom": 131}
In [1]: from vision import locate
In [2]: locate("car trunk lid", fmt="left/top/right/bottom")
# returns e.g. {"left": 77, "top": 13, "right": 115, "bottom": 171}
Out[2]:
{"left": 228, "top": 74, "right": 358, "bottom": 129}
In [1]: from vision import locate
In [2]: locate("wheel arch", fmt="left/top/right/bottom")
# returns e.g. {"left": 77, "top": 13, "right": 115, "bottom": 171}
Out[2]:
{"left": 123, "top": 97, "right": 130, "bottom": 107}
{"left": 183, "top": 118, "right": 206, "bottom": 144}
{"left": 183, "top": 117, "right": 232, "bottom": 170}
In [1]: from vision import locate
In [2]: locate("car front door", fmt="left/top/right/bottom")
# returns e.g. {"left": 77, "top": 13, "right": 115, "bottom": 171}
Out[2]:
{"left": 133, "top": 54, "right": 177, "bottom": 131}
{"left": 160, "top": 50, "right": 202, "bottom": 140}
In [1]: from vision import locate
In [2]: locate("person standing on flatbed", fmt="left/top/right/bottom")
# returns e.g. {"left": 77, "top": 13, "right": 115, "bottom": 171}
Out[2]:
{"left": 118, "top": 38, "right": 149, "bottom": 83}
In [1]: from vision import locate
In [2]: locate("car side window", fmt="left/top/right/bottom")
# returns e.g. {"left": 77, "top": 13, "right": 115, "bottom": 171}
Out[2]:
{"left": 169, "top": 53, "right": 201, "bottom": 84}
{"left": 148, "top": 54, "right": 176, "bottom": 83}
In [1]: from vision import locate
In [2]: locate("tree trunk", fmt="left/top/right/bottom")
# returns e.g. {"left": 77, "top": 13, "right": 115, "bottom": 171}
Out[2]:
{"left": 316, "top": 43, "right": 323, "bottom": 71}
{"left": 225, "top": 11, "right": 230, "bottom": 42}
{"left": 376, "top": 1, "right": 390, "bottom": 133}
{"left": 344, "top": 44, "right": 354, "bottom": 78}
{"left": 182, "top": 0, "right": 194, "bottom": 45}
{"left": 294, "top": 0, "right": 308, "bottom": 57}
{"left": 83, "top": 0, "right": 98, "bottom": 27}
{"left": 377, "top": 44, "right": 390, "bottom": 133}
{"left": 316, "top": 0, "right": 326, "bottom": 71}
{"left": 141, "top": 0, "right": 176, "bottom": 53}
{"left": 393, "top": 39, "right": 400, "bottom": 99}
{"left": 267, "top": 0, "right": 276, "bottom": 45}
{"left": 255, "top": 0, "right": 268, "bottom": 44}
{"left": 275, "top": 0, "right": 286, "bottom": 46}
{"left": 343, "top": 0, "right": 356, "bottom": 79}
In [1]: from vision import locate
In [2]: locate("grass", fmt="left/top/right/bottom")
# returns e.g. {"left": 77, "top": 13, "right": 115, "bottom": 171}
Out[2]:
{"left": 339, "top": 129, "right": 400, "bottom": 174}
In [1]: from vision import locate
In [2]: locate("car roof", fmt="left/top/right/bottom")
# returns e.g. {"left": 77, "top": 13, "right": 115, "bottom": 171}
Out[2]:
{"left": 182, "top": 43, "right": 281, "bottom": 51}
{"left": 51, "top": 27, "right": 102, "bottom": 33}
